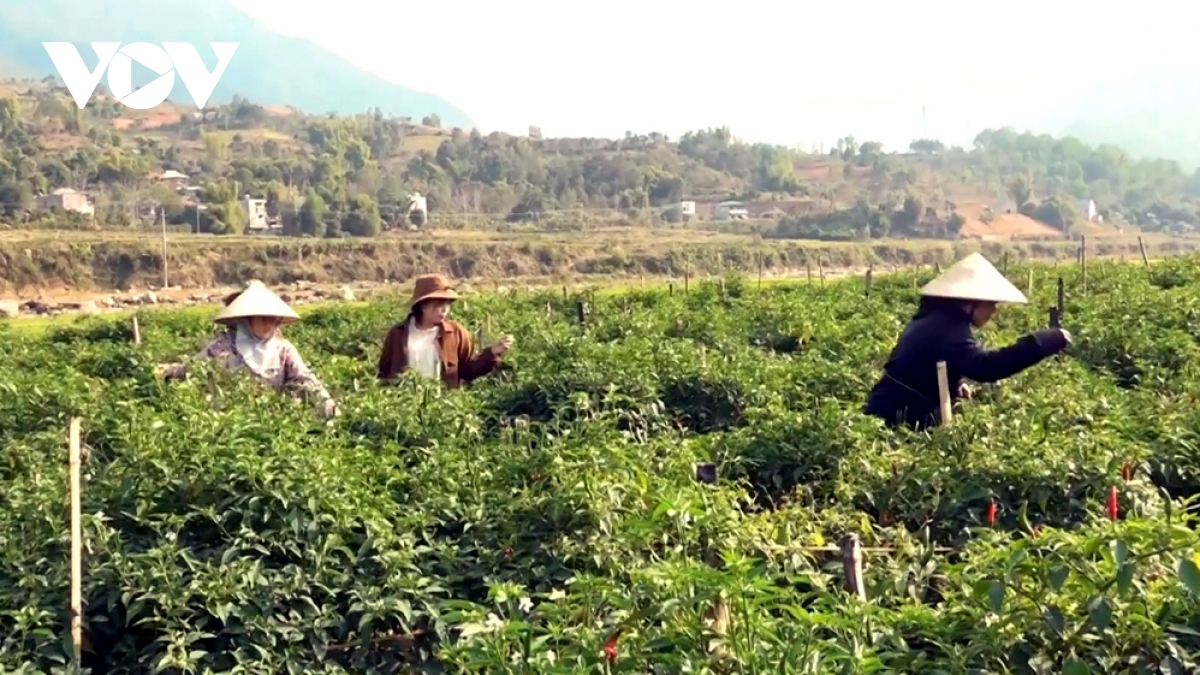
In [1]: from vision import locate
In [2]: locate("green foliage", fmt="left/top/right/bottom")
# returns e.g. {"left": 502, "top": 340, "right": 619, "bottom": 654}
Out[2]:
{"left": 3, "top": 259, "right": 1200, "bottom": 672}
{"left": 300, "top": 190, "right": 327, "bottom": 237}
{"left": 3, "top": 79, "right": 1200, "bottom": 240}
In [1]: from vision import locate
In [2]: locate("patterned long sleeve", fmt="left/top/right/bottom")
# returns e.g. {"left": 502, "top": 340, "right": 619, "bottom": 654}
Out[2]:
{"left": 157, "top": 336, "right": 228, "bottom": 380}
{"left": 279, "top": 341, "right": 337, "bottom": 414}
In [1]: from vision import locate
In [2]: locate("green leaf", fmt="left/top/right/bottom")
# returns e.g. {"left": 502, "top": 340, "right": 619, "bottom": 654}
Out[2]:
{"left": 1116, "top": 563, "right": 1135, "bottom": 594}
{"left": 1177, "top": 557, "right": 1200, "bottom": 595}
{"left": 1087, "top": 597, "right": 1111, "bottom": 632}
{"left": 1110, "top": 540, "right": 1127, "bottom": 567}
{"left": 1063, "top": 658, "right": 1091, "bottom": 675}
{"left": 987, "top": 581, "right": 1005, "bottom": 612}
{"left": 1048, "top": 565, "right": 1069, "bottom": 591}
{"left": 1044, "top": 606, "right": 1066, "bottom": 635}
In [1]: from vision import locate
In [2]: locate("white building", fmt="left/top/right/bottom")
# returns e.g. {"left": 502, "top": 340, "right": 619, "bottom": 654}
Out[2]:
{"left": 241, "top": 196, "right": 273, "bottom": 233}
{"left": 714, "top": 201, "right": 749, "bottom": 221}
{"left": 1076, "top": 199, "right": 1098, "bottom": 222}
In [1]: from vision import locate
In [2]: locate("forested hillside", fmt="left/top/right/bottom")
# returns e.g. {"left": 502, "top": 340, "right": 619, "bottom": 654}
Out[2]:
{"left": 3, "top": 79, "right": 1200, "bottom": 242}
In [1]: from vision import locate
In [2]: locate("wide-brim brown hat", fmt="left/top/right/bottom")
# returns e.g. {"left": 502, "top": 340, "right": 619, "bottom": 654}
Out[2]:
{"left": 409, "top": 274, "right": 458, "bottom": 308}
{"left": 213, "top": 280, "right": 301, "bottom": 326}
{"left": 919, "top": 253, "right": 1027, "bottom": 304}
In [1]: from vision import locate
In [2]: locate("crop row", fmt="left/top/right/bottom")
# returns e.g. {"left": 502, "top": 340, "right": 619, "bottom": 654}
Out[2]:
{"left": 2, "top": 258, "right": 1200, "bottom": 673}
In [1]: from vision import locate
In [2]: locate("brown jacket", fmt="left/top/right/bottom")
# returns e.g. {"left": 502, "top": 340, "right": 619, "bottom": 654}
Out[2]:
{"left": 377, "top": 319, "right": 501, "bottom": 386}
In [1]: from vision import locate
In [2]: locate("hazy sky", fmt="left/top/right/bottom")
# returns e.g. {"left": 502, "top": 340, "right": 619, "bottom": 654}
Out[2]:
{"left": 230, "top": 0, "right": 1191, "bottom": 149}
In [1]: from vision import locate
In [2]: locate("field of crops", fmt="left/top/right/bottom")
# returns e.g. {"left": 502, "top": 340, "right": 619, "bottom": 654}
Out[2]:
{"left": 3, "top": 258, "right": 1200, "bottom": 674}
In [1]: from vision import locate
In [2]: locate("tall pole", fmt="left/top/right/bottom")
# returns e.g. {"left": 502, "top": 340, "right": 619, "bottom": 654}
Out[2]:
{"left": 160, "top": 206, "right": 168, "bottom": 289}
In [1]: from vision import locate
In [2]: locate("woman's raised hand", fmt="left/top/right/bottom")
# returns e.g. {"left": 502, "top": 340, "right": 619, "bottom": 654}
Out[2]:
{"left": 490, "top": 335, "right": 514, "bottom": 356}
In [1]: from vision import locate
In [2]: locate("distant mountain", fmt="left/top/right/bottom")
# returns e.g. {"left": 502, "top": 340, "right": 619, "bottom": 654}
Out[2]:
{"left": 1037, "top": 72, "right": 1200, "bottom": 170}
{"left": 0, "top": 0, "right": 474, "bottom": 128}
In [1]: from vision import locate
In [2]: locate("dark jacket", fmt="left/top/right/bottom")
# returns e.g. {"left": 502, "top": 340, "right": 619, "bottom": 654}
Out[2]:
{"left": 377, "top": 319, "right": 501, "bottom": 387}
{"left": 864, "top": 302, "right": 1068, "bottom": 429}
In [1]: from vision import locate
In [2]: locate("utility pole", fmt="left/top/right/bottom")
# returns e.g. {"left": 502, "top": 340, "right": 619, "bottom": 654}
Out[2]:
{"left": 160, "top": 206, "right": 168, "bottom": 289}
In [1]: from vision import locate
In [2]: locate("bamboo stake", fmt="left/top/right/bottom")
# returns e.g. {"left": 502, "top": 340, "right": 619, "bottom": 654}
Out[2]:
{"left": 1027, "top": 269, "right": 1034, "bottom": 299}
{"left": 1137, "top": 236, "right": 1149, "bottom": 267}
{"left": 840, "top": 534, "right": 867, "bottom": 601}
{"left": 1081, "top": 235, "right": 1088, "bottom": 293}
{"left": 68, "top": 418, "right": 83, "bottom": 664}
{"left": 936, "top": 361, "right": 953, "bottom": 426}
{"left": 131, "top": 316, "right": 141, "bottom": 346}
{"left": 1056, "top": 277, "right": 1065, "bottom": 319}
{"left": 864, "top": 267, "right": 874, "bottom": 297}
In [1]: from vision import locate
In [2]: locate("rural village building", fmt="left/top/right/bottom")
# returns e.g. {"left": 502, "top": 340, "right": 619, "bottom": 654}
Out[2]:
{"left": 35, "top": 188, "right": 94, "bottom": 216}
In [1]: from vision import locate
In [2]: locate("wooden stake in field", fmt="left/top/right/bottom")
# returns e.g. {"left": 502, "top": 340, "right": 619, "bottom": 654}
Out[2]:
{"left": 817, "top": 258, "right": 825, "bottom": 285}
{"left": 805, "top": 262, "right": 812, "bottom": 284}
{"left": 1027, "top": 269, "right": 1034, "bottom": 299}
{"left": 1081, "top": 235, "right": 1088, "bottom": 293}
{"left": 1137, "top": 236, "right": 1149, "bottom": 267}
{"left": 864, "top": 267, "right": 873, "bottom": 297}
{"left": 936, "top": 361, "right": 953, "bottom": 426}
{"left": 131, "top": 316, "right": 141, "bottom": 347}
{"left": 68, "top": 418, "right": 84, "bottom": 664}
{"left": 684, "top": 259, "right": 690, "bottom": 294}
{"left": 1056, "top": 277, "right": 1065, "bottom": 319}
{"left": 160, "top": 208, "right": 169, "bottom": 289}
{"left": 840, "top": 533, "right": 866, "bottom": 601}
{"left": 757, "top": 253, "right": 763, "bottom": 291}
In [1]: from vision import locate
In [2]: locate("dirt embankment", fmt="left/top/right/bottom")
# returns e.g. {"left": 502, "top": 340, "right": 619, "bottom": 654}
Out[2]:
{"left": 1, "top": 235, "right": 1194, "bottom": 307}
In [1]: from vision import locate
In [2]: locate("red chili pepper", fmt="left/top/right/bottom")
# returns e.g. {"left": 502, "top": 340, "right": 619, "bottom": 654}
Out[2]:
{"left": 1107, "top": 486, "right": 1119, "bottom": 521}
{"left": 985, "top": 500, "right": 997, "bottom": 527}
{"left": 1031, "top": 524, "right": 1041, "bottom": 538}
{"left": 890, "top": 461, "right": 898, "bottom": 477}
{"left": 602, "top": 630, "right": 621, "bottom": 663}
{"left": 1121, "top": 462, "right": 1132, "bottom": 482}
{"left": 503, "top": 547, "right": 513, "bottom": 558}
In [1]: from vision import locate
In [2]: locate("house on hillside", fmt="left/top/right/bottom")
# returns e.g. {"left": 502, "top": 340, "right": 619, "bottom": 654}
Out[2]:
{"left": 1076, "top": 198, "right": 1098, "bottom": 222}
{"left": 714, "top": 201, "right": 749, "bottom": 221}
{"left": 36, "top": 188, "right": 94, "bottom": 217}
{"left": 241, "top": 196, "right": 279, "bottom": 234}
{"left": 157, "top": 170, "right": 189, "bottom": 191}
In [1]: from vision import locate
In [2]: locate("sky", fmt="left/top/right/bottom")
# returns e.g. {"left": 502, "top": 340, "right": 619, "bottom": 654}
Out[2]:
{"left": 229, "top": 0, "right": 1193, "bottom": 150}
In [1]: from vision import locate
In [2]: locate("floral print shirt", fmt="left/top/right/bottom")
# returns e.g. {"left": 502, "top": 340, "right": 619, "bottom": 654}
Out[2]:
{"left": 160, "top": 331, "right": 336, "bottom": 410}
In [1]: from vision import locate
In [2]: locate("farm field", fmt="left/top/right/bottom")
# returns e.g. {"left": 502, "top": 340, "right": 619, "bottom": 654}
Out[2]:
{"left": 3, "top": 257, "right": 1200, "bottom": 673}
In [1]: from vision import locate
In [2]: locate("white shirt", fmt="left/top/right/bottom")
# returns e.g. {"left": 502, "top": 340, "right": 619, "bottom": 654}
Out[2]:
{"left": 406, "top": 319, "right": 441, "bottom": 379}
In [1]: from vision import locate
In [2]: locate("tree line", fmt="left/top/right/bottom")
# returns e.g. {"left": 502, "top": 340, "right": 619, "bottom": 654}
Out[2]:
{"left": 2, "top": 84, "right": 1200, "bottom": 239}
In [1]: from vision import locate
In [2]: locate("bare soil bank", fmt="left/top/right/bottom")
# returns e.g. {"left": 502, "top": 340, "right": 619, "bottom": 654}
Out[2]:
{"left": 1, "top": 234, "right": 1192, "bottom": 300}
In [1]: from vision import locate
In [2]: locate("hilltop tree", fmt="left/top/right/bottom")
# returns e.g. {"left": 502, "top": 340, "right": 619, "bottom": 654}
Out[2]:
{"left": 300, "top": 190, "right": 327, "bottom": 237}
{"left": 909, "top": 139, "right": 945, "bottom": 155}
{"left": 1007, "top": 175, "right": 1033, "bottom": 210}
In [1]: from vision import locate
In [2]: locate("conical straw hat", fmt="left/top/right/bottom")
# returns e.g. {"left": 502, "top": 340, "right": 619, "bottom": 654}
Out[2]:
{"left": 919, "top": 253, "right": 1027, "bottom": 304}
{"left": 213, "top": 280, "right": 300, "bottom": 325}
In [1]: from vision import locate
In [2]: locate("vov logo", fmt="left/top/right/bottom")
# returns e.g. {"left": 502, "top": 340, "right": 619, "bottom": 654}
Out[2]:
{"left": 42, "top": 42, "right": 239, "bottom": 110}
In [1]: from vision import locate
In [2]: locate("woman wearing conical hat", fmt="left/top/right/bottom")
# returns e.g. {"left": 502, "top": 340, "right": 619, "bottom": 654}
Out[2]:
{"left": 156, "top": 281, "right": 339, "bottom": 418}
{"left": 377, "top": 273, "right": 512, "bottom": 386}
{"left": 864, "top": 253, "right": 1071, "bottom": 429}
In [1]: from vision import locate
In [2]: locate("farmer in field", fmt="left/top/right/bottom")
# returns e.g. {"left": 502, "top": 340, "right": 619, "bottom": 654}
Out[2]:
{"left": 377, "top": 273, "right": 512, "bottom": 386}
{"left": 863, "top": 253, "right": 1071, "bottom": 429}
{"left": 155, "top": 280, "right": 339, "bottom": 418}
